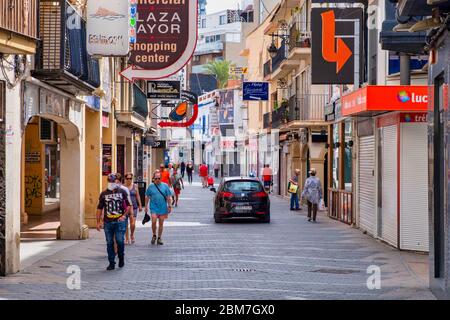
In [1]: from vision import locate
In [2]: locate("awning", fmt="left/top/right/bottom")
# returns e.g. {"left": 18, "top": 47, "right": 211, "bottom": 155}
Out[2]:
{"left": 342, "top": 85, "right": 429, "bottom": 117}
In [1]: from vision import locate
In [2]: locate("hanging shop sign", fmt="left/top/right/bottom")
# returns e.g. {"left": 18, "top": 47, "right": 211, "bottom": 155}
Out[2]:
{"left": 152, "top": 140, "right": 167, "bottom": 149}
{"left": 147, "top": 80, "right": 181, "bottom": 100}
{"left": 121, "top": 0, "right": 198, "bottom": 81}
{"left": 86, "top": 0, "right": 131, "bottom": 56}
{"left": 311, "top": 8, "right": 363, "bottom": 85}
{"left": 342, "top": 86, "right": 429, "bottom": 116}
{"left": 243, "top": 82, "right": 269, "bottom": 101}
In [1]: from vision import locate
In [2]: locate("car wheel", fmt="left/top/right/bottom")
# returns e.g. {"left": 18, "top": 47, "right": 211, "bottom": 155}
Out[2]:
{"left": 262, "top": 214, "right": 270, "bottom": 223}
{"left": 214, "top": 215, "right": 222, "bottom": 223}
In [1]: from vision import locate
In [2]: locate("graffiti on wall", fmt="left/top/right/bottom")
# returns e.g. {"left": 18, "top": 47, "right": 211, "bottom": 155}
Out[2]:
{"left": 25, "top": 174, "right": 42, "bottom": 208}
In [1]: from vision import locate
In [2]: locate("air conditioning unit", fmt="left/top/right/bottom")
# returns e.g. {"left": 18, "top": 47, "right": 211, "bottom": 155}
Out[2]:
{"left": 40, "top": 118, "right": 55, "bottom": 143}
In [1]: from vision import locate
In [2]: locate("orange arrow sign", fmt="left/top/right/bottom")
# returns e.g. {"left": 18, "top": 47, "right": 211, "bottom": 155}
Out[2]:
{"left": 321, "top": 10, "right": 352, "bottom": 73}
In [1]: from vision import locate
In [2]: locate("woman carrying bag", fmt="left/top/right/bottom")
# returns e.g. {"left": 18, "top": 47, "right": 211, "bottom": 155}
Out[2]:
{"left": 288, "top": 169, "right": 301, "bottom": 211}
{"left": 301, "top": 168, "right": 323, "bottom": 223}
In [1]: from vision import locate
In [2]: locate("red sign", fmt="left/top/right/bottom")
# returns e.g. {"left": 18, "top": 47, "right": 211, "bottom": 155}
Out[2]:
{"left": 342, "top": 86, "right": 429, "bottom": 116}
{"left": 123, "top": 1, "right": 198, "bottom": 80}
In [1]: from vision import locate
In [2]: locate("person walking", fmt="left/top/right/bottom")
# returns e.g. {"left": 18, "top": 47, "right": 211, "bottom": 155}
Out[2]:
{"left": 115, "top": 173, "right": 133, "bottom": 245}
{"left": 301, "top": 168, "right": 323, "bottom": 223}
{"left": 145, "top": 171, "right": 173, "bottom": 245}
{"left": 124, "top": 173, "right": 143, "bottom": 244}
{"left": 96, "top": 173, "right": 132, "bottom": 271}
{"left": 160, "top": 164, "right": 171, "bottom": 186}
{"left": 262, "top": 164, "right": 273, "bottom": 193}
{"left": 171, "top": 168, "right": 184, "bottom": 207}
{"left": 199, "top": 162, "right": 208, "bottom": 188}
{"left": 186, "top": 161, "right": 194, "bottom": 184}
{"left": 214, "top": 162, "right": 220, "bottom": 179}
{"left": 180, "top": 161, "right": 186, "bottom": 178}
{"left": 288, "top": 169, "right": 302, "bottom": 211}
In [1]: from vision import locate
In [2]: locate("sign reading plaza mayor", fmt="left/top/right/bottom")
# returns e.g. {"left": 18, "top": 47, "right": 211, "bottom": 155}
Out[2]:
{"left": 121, "top": 0, "right": 198, "bottom": 81}
{"left": 86, "top": 0, "right": 132, "bottom": 56}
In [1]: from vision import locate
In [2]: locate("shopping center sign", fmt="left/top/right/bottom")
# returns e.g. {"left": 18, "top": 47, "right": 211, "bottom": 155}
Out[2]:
{"left": 121, "top": 0, "right": 198, "bottom": 81}
{"left": 342, "top": 86, "right": 429, "bottom": 116}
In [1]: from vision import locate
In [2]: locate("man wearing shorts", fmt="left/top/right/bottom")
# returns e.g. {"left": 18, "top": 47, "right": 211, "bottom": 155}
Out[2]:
{"left": 145, "top": 171, "right": 172, "bottom": 245}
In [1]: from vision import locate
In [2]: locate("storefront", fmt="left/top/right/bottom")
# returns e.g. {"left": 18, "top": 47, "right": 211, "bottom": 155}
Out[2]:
{"left": 342, "top": 85, "right": 429, "bottom": 251}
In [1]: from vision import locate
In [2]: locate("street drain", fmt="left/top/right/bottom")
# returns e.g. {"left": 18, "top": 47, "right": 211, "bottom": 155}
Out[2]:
{"left": 233, "top": 268, "right": 257, "bottom": 272}
{"left": 311, "top": 268, "right": 359, "bottom": 275}
{"left": 39, "top": 265, "right": 52, "bottom": 269}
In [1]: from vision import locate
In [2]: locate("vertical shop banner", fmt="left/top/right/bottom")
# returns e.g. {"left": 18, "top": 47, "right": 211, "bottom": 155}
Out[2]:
{"left": 122, "top": 1, "right": 198, "bottom": 81}
{"left": 102, "top": 144, "right": 112, "bottom": 176}
{"left": 311, "top": 8, "right": 363, "bottom": 84}
{"left": 219, "top": 90, "right": 235, "bottom": 125}
{"left": 86, "top": 0, "right": 131, "bottom": 56}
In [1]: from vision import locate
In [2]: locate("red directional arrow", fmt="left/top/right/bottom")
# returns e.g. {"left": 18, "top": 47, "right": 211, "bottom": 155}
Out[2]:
{"left": 321, "top": 10, "right": 352, "bottom": 73}
{"left": 158, "top": 104, "right": 199, "bottom": 128}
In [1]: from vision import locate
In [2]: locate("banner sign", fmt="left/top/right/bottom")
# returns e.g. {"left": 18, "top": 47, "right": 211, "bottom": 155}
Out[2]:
{"left": 311, "top": 8, "right": 363, "bottom": 84}
{"left": 87, "top": 0, "right": 131, "bottom": 56}
{"left": 152, "top": 140, "right": 167, "bottom": 149}
{"left": 123, "top": 0, "right": 198, "bottom": 80}
{"left": 147, "top": 80, "right": 181, "bottom": 100}
{"left": 243, "top": 82, "right": 269, "bottom": 101}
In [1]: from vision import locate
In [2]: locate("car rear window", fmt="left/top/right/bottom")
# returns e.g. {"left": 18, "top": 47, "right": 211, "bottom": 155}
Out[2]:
{"left": 223, "top": 181, "right": 263, "bottom": 193}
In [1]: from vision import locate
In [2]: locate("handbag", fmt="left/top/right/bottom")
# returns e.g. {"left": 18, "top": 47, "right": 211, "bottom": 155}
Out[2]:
{"left": 288, "top": 182, "right": 299, "bottom": 194}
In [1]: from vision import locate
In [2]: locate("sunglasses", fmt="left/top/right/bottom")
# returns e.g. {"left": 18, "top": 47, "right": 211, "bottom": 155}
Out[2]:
{"left": 154, "top": 177, "right": 161, "bottom": 180}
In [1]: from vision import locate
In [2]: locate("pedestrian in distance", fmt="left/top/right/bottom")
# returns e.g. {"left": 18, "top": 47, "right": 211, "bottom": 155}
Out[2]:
{"left": 207, "top": 175, "right": 214, "bottom": 188}
{"left": 171, "top": 167, "right": 184, "bottom": 207}
{"left": 96, "top": 173, "right": 132, "bottom": 271}
{"left": 199, "top": 162, "right": 209, "bottom": 188}
{"left": 262, "top": 164, "right": 273, "bottom": 193}
{"left": 124, "top": 172, "right": 143, "bottom": 244}
{"left": 186, "top": 162, "right": 194, "bottom": 184}
{"left": 160, "top": 164, "right": 171, "bottom": 185}
{"left": 145, "top": 171, "right": 173, "bottom": 246}
{"left": 115, "top": 173, "right": 133, "bottom": 245}
{"left": 214, "top": 162, "right": 220, "bottom": 178}
{"left": 288, "top": 169, "right": 302, "bottom": 211}
{"left": 301, "top": 168, "right": 323, "bottom": 223}
{"left": 180, "top": 161, "right": 186, "bottom": 178}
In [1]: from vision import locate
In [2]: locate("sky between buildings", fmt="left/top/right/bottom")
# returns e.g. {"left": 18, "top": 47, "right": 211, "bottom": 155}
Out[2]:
{"left": 206, "top": 0, "right": 243, "bottom": 14}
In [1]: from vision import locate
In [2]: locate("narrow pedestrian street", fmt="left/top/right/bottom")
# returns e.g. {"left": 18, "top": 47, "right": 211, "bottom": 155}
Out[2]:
{"left": 0, "top": 179, "right": 434, "bottom": 300}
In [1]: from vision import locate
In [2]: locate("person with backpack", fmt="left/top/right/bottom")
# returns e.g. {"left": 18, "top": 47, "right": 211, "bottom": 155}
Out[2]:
{"left": 171, "top": 167, "right": 184, "bottom": 207}
{"left": 301, "top": 168, "right": 323, "bottom": 223}
{"left": 145, "top": 170, "right": 173, "bottom": 245}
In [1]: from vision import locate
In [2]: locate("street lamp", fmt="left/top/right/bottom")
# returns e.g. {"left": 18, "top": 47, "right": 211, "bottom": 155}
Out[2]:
{"left": 267, "top": 33, "right": 290, "bottom": 58}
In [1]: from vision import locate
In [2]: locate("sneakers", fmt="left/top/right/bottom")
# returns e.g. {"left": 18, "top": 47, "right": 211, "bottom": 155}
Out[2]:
{"left": 106, "top": 263, "right": 115, "bottom": 271}
{"left": 118, "top": 257, "right": 125, "bottom": 268}
{"left": 157, "top": 237, "right": 164, "bottom": 245}
{"left": 151, "top": 235, "right": 157, "bottom": 245}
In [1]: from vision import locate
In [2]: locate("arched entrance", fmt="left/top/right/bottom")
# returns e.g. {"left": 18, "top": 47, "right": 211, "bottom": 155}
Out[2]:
{"left": 20, "top": 110, "right": 85, "bottom": 267}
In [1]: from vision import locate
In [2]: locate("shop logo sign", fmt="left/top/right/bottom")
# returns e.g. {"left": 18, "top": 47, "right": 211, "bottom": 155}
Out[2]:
{"left": 122, "top": 0, "right": 198, "bottom": 80}
{"left": 321, "top": 10, "right": 352, "bottom": 73}
{"left": 397, "top": 91, "right": 411, "bottom": 103}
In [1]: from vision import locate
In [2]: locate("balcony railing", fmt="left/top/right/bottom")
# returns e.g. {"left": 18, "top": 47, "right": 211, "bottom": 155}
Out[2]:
{"left": 194, "top": 41, "right": 224, "bottom": 55}
{"left": 271, "top": 40, "right": 287, "bottom": 72}
{"left": 287, "top": 94, "right": 328, "bottom": 122}
{"left": 263, "top": 60, "right": 271, "bottom": 78}
{"left": 288, "top": 21, "right": 311, "bottom": 52}
{"left": 32, "top": 0, "right": 100, "bottom": 95}
{"left": 263, "top": 112, "right": 271, "bottom": 129}
{"left": 271, "top": 104, "right": 288, "bottom": 129}
{"left": 0, "top": 0, "right": 38, "bottom": 39}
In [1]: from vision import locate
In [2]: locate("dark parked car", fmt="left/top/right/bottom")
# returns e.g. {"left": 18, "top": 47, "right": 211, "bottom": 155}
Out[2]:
{"left": 211, "top": 177, "right": 270, "bottom": 223}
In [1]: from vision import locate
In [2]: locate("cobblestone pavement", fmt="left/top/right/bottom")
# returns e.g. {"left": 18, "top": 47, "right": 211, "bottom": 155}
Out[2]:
{"left": 0, "top": 180, "right": 435, "bottom": 300}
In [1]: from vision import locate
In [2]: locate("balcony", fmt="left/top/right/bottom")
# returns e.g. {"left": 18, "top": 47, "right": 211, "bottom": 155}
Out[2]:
{"left": 276, "top": 94, "right": 328, "bottom": 131}
{"left": 271, "top": 40, "right": 298, "bottom": 81}
{"left": 116, "top": 84, "right": 148, "bottom": 130}
{"left": 0, "top": 0, "right": 38, "bottom": 54}
{"left": 288, "top": 21, "right": 311, "bottom": 62}
{"left": 31, "top": 0, "right": 100, "bottom": 96}
{"left": 194, "top": 41, "right": 224, "bottom": 55}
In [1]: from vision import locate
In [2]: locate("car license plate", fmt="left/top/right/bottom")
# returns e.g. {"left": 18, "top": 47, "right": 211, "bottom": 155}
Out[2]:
{"left": 234, "top": 206, "right": 252, "bottom": 211}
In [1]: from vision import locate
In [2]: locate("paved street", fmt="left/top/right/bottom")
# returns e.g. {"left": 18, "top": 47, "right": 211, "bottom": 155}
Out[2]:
{"left": 0, "top": 180, "right": 435, "bottom": 300}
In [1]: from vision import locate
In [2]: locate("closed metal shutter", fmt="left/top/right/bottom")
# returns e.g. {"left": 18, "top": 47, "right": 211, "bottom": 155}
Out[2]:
{"left": 400, "top": 123, "right": 429, "bottom": 252}
{"left": 381, "top": 125, "right": 398, "bottom": 247}
{"left": 358, "top": 135, "right": 376, "bottom": 235}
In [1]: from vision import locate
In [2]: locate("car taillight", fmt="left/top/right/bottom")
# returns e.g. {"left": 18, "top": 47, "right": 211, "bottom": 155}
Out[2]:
{"left": 253, "top": 191, "right": 268, "bottom": 198}
{"left": 219, "top": 191, "right": 234, "bottom": 199}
